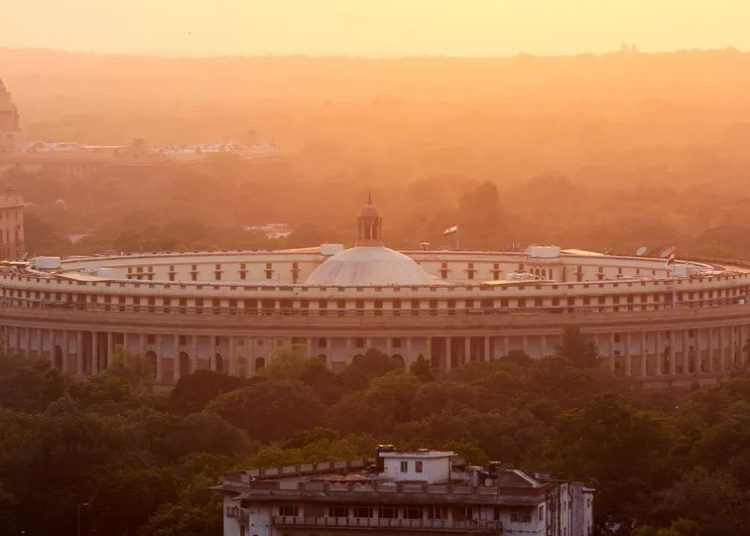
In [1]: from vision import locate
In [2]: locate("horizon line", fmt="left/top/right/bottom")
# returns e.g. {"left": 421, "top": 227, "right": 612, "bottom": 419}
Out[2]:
{"left": 0, "top": 45, "right": 747, "bottom": 62}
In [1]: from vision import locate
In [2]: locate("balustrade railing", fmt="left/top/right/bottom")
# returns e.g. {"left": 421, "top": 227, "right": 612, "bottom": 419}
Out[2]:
{"left": 272, "top": 515, "right": 503, "bottom": 532}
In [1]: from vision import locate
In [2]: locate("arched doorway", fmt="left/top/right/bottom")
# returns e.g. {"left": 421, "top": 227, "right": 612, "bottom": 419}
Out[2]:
{"left": 255, "top": 357, "right": 266, "bottom": 371}
{"left": 179, "top": 351, "right": 191, "bottom": 377}
{"left": 237, "top": 356, "right": 247, "bottom": 377}
{"left": 145, "top": 350, "right": 158, "bottom": 378}
{"left": 391, "top": 354, "right": 405, "bottom": 370}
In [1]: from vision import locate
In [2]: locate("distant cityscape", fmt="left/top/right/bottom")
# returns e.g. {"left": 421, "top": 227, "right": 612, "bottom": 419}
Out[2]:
{"left": 0, "top": 78, "right": 277, "bottom": 177}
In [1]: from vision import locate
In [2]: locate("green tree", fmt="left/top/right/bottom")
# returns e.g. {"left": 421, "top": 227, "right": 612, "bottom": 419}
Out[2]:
{"left": 409, "top": 354, "right": 434, "bottom": 382}
{"left": 169, "top": 370, "right": 249, "bottom": 415}
{"left": 206, "top": 380, "right": 324, "bottom": 441}
{"left": 556, "top": 326, "right": 599, "bottom": 368}
{"left": 547, "top": 394, "right": 678, "bottom": 527}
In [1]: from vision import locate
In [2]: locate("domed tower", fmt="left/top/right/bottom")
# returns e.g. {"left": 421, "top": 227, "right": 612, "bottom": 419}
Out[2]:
{"left": 0, "top": 78, "right": 20, "bottom": 150}
{"left": 356, "top": 194, "right": 383, "bottom": 246}
{"left": 304, "top": 195, "right": 435, "bottom": 286}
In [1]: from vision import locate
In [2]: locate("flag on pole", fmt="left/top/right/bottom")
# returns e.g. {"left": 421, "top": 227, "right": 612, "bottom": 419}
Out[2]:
{"left": 443, "top": 225, "right": 459, "bottom": 236}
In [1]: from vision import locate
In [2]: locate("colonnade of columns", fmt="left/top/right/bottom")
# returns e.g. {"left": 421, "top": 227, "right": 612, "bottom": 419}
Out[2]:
{"left": 1, "top": 324, "right": 748, "bottom": 387}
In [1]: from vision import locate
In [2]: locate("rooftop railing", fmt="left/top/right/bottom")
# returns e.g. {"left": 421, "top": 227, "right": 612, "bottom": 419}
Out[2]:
{"left": 272, "top": 515, "right": 504, "bottom": 533}
{"left": 0, "top": 295, "right": 748, "bottom": 319}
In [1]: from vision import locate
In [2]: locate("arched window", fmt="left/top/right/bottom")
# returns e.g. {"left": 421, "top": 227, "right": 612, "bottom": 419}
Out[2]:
{"left": 179, "top": 351, "right": 191, "bottom": 377}
{"left": 145, "top": 350, "right": 158, "bottom": 378}
{"left": 255, "top": 357, "right": 266, "bottom": 371}
{"left": 215, "top": 353, "right": 224, "bottom": 373}
{"left": 391, "top": 354, "right": 405, "bottom": 369}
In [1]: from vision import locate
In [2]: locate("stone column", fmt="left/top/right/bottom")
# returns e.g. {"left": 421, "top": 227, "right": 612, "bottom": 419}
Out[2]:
{"left": 609, "top": 333, "right": 616, "bottom": 373}
{"left": 191, "top": 335, "right": 199, "bottom": 372}
{"left": 406, "top": 337, "right": 413, "bottom": 362}
{"left": 445, "top": 337, "right": 452, "bottom": 371}
{"left": 25, "top": 327, "right": 31, "bottom": 358}
{"left": 655, "top": 331, "right": 662, "bottom": 376}
{"left": 156, "top": 335, "right": 164, "bottom": 383}
{"left": 228, "top": 336, "right": 236, "bottom": 376}
{"left": 76, "top": 331, "right": 84, "bottom": 376}
{"left": 464, "top": 336, "right": 470, "bottom": 365}
{"left": 173, "top": 334, "right": 182, "bottom": 381}
{"left": 624, "top": 332, "right": 632, "bottom": 377}
{"left": 107, "top": 332, "right": 113, "bottom": 363}
{"left": 484, "top": 337, "right": 491, "bottom": 362}
{"left": 719, "top": 327, "right": 726, "bottom": 370}
{"left": 91, "top": 332, "right": 98, "bottom": 374}
{"left": 683, "top": 330, "right": 690, "bottom": 375}
{"left": 63, "top": 330, "right": 70, "bottom": 373}
{"left": 640, "top": 331, "right": 647, "bottom": 377}
{"left": 139, "top": 333, "right": 145, "bottom": 356}
{"left": 730, "top": 326, "right": 737, "bottom": 369}
{"left": 669, "top": 331, "right": 676, "bottom": 375}
{"left": 37, "top": 327, "right": 43, "bottom": 359}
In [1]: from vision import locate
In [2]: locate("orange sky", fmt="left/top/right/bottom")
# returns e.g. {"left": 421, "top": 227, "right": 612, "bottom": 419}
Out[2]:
{"left": 1, "top": 0, "right": 748, "bottom": 57}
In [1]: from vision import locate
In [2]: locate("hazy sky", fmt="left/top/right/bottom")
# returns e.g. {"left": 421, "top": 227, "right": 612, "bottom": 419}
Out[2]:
{"left": 1, "top": 0, "right": 748, "bottom": 57}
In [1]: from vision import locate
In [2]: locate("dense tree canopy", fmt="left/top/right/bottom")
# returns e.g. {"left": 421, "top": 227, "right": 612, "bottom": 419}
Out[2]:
{"left": 0, "top": 344, "right": 749, "bottom": 535}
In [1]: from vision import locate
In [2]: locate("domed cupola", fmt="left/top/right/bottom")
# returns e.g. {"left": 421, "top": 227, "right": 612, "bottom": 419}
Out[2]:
{"left": 304, "top": 195, "right": 435, "bottom": 286}
{"left": 357, "top": 193, "right": 383, "bottom": 246}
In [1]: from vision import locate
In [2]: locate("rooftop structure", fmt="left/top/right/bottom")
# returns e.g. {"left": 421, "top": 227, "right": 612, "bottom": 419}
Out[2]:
{"left": 218, "top": 447, "right": 594, "bottom": 536}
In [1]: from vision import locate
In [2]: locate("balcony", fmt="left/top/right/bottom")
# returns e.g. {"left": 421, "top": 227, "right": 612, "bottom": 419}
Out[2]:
{"left": 272, "top": 515, "right": 503, "bottom": 533}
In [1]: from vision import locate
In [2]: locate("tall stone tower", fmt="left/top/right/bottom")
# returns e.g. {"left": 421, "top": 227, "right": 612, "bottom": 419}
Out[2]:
{"left": 0, "top": 78, "right": 20, "bottom": 151}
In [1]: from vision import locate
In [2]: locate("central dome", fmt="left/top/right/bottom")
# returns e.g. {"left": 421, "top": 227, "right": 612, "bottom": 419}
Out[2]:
{"left": 305, "top": 246, "right": 434, "bottom": 286}
{"left": 304, "top": 195, "right": 434, "bottom": 286}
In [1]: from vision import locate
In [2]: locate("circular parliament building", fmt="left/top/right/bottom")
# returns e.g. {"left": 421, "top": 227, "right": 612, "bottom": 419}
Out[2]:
{"left": 2, "top": 198, "right": 750, "bottom": 390}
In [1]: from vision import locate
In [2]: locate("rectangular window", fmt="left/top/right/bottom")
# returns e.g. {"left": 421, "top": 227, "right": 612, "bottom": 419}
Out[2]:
{"left": 353, "top": 506, "right": 372, "bottom": 518}
{"left": 400, "top": 461, "right": 408, "bottom": 473}
{"left": 404, "top": 507, "right": 422, "bottom": 519}
{"left": 415, "top": 460, "right": 423, "bottom": 473}
{"left": 279, "top": 505, "right": 298, "bottom": 517}
{"left": 328, "top": 506, "right": 347, "bottom": 518}
{"left": 378, "top": 507, "right": 397, "bottom": 519}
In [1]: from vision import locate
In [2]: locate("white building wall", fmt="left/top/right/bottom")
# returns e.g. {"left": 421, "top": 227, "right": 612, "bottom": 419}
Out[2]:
{"left": 381, "top": 454, "right": 452, "bottom": 483}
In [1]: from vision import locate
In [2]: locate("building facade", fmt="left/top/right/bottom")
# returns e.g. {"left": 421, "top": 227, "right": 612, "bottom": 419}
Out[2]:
{"left": 218, "top": 449, "right": 594, "bottom": 536}
{"left": 1, "top": 199, "right": 750, "bottom": 390}
{"left": 0, "top": 187, "right": 24, "bottom": 260}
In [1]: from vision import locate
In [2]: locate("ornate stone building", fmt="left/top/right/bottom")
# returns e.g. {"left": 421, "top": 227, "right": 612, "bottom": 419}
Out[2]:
{"left": 1, "top": 198, "right": 750, "bottom": 390}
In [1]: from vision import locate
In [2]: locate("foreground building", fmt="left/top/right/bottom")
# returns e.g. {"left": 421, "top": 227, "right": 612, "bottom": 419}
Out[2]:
{"left": 218, "top": 448, "right": 594, "bottom": 536}
{"left": 1, "top": 197, "right": 750, "bottom": 390}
